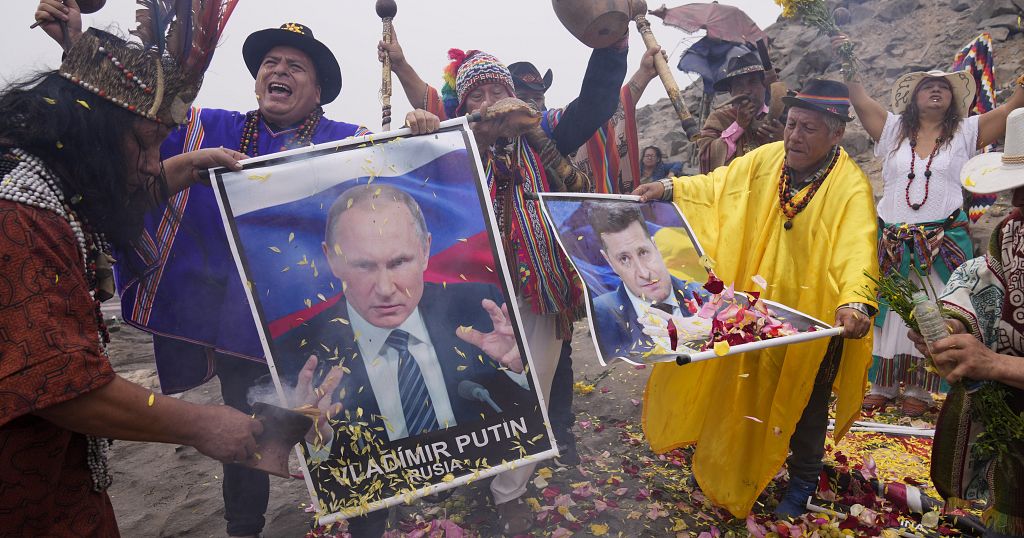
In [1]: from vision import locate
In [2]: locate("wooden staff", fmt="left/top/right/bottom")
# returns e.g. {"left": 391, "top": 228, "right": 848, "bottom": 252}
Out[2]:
{"left": 631, "top": 0, "right": 699, "bottom": 140}
{"left": 376, "top": 0, "right": 397, "bottom": 131}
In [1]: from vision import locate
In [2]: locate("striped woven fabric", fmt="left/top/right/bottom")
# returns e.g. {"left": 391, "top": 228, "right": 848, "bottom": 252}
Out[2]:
{"left": 952, "top": 33, "right": 998, "bottom": 223}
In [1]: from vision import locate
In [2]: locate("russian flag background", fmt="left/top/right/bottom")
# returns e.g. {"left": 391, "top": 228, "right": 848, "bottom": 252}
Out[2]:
{"left": 219, "top": 130, "right": 502, "bottom": 339}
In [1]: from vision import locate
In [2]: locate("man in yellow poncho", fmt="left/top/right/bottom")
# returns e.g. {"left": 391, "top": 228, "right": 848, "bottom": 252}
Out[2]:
{"left": 634, "top": 79, "right": 879, "bottom": 519}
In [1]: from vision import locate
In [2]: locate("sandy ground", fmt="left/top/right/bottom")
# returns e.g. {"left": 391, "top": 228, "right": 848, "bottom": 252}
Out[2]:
{"left": 102, "top": 300, "right": 672, "bottom": 537}
{"left": 103, "top": 295, "right": 941, "bottom": 538}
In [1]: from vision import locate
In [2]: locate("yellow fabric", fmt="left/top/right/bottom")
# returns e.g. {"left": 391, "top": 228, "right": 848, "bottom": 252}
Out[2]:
{"left": 642, "top": 141, "right": 879, "bottom": 517}
{"left": 652, "top": 227, "right": 704, "bottom": 283}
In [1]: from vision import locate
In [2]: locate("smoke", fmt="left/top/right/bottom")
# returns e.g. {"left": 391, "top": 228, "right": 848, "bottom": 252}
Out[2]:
{"left": 246, "top": 378, "right": 299, "bottom": 409}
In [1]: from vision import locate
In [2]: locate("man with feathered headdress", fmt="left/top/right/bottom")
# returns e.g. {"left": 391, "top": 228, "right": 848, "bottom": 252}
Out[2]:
{"left": 33, "top": 2, "right": 439, "bottom": 536}
{"left": 1, "top": 1, "right": 263, "bottom": 535}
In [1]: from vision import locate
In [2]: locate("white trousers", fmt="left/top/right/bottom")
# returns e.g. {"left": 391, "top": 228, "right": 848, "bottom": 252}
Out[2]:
{"left": 489, "top": 297, "right": 562, "bottom": 505}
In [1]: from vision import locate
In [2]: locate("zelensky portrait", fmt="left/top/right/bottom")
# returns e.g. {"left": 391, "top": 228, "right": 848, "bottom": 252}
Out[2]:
{"left": 539, "top": 194, "right": 834, "bottom": 365}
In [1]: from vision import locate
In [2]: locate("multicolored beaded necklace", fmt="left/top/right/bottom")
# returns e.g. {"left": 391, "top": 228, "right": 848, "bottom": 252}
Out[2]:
{"left": 777, "top": 145, "right": 841, "bottom": 230}
{"left": 239, "top": 106, "right": 324, "bottom": 157}
{"left": 905, "top": 136, "right": 942, "bottom": 210}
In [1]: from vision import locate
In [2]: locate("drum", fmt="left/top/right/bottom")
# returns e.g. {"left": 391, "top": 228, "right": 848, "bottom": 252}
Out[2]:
{"left": 551, "top": 0, "right": 640, "bottom": 48}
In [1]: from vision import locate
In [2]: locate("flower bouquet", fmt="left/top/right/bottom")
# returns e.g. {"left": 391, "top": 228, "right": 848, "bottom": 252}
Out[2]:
{"left": 773, "top": 0, "right": 857, "bottom": 79}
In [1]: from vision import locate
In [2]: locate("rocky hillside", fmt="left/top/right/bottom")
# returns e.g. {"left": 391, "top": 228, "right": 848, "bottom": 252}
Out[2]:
{"left": 639, "top": 0, "right": 1024, "bottom": 185}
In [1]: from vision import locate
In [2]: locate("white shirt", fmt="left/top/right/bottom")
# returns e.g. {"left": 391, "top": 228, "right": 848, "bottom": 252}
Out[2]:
{"left": 349, "top": 306, "right": 457, "bottom": 442}
{"left": 874, "top": 112, "right": 980, "bottom": 223}
{"left": 624, "top": 281, "right": 681, "bottom": 319}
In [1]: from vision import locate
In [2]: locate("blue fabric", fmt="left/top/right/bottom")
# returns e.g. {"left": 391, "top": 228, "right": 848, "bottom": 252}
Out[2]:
{"left": 114, "top": 108, "right": 367, "bottom": 393}
{"left": 648, "top": 161, "right": 683, "bottom": 180}
{"left": 677, "top": 38, "right": 751, "bottom": 97}
{"left": 774, "top": 475, "right": 817, "bottom": 519}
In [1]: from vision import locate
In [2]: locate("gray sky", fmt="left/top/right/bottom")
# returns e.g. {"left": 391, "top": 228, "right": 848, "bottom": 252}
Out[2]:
{"left": 2, "top": 0, "right": 780, "bottom": 129}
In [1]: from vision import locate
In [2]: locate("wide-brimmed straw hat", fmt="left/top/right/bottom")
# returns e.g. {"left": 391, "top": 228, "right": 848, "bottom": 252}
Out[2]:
{"left": 960, "top": 108, "right": 1024, "bottom": 193}
{"left": 890, "top": 70, "right": 976, "bottom": 118}
{"left": 242, "top": 23, "right": 342, "bottom": 105}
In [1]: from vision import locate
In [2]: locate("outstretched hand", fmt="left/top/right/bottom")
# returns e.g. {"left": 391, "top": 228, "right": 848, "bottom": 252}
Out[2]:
{"left": 835, "top": 307, "right": 870, "bottom": 339}
{"left": 162, "top": 147, "right": 246, "bottom": 194}
{"left": 34, "top": 0, "right": 82, "bottom": 49}
{"left": 632, "top": 181, "right": 665, "bottom": 203}
{"left": 734, "top": 97, "right": 758, "bottom": 129}
{"left": 635, "top": 45, "right": 666, "bottom": 86}
{"left": 830, "top": 34, "right": 853, "bottom": 55}
{"left": 928, "top": 333, "right": 1000, "bottom": 383}
{"left": 756, "top": 118, "right": 784, "bottom": 141}
{"left": 908, "top": 317, "right": 967, "bottom": 364}
{"left": 191, "top": 405, "right": 263, "bottom": 464}
{"left": 404, "top": 109, "right": 440, "bottom": 135}
{"left": 294, "top": 355, "right": 345, "bottom": 444}
{"left": 456, "top": 299, "right": 523, "bottom": 373}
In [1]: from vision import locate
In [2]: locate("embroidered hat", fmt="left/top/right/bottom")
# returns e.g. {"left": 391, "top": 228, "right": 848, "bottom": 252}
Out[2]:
{"left": 890, "top": 70, "right": 976, "bottom": 119}
{"left": 782, "top": 79, "right": 854, "bottom": 122}
{"left": 712, "top": 51, "right": 765, "bottom": 93}
{"left": 242, "top": 23, "right": 342, "bottom": 105}
{"left": 960, "top": 108, "right": 1024, "bottom": 194}
{"left": 58, "top": 1, "right": 237, "bottom": 126}
{"left": 509, "top": 62, "right": 553, "bottom": 93}
{"left": 442, "top": 49, "right": 515, "bottom": 118}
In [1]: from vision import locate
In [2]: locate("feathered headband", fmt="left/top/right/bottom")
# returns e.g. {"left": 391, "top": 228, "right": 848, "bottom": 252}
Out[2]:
{"left": 59, "top": 0, "right": 238, "bottom": 125}
{"left": 441, "top": 48, "right": 514, "bottom": 119}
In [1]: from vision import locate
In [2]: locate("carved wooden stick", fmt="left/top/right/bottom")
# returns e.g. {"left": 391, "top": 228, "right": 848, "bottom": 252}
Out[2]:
{"left": 632, "top": 0, "right": 699, "bottom": 140}
{"left": 376, "top": 0, "right": 397, "bottom": 131}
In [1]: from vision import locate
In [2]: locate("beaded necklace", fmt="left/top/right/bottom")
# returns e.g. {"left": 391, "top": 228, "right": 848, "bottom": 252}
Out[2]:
{"left": 905, "top": 136, "right": 942, "bottom": 210}
{"left": 0, "top": 148, "right": 115, "bottom": 492}
{"left": 239, "top": 106, "right": 324, "bottom": 157}
{"left": 777, "top": 145, "right": 841, "bottom": 230}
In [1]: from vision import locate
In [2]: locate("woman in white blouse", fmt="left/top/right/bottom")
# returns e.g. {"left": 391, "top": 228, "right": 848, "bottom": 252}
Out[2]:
{"left": 835, "top": 35, "right": 1024, "bottom": 416}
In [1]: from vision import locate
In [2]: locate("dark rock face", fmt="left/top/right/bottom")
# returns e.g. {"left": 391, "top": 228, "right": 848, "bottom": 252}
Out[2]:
{"left": 638, "top": 0, "right": 1024, "bottom": 181}
{"left": 876, "top": 0, "right": 921, "bottom": 22}
{"left": 631, "top": 0, "right": 1024, "bottom": 252}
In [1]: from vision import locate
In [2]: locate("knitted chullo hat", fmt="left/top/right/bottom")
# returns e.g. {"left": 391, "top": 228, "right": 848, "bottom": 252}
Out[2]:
{"left": 442, "top": 49, "right": 515, "bottom": 119}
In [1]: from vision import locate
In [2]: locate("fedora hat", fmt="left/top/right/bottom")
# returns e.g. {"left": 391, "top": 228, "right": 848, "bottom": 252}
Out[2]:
{"left": 890, "top": 70, "right": 976, "bottom": 118}
{"left": 509, "top": 62, "right": 553, "bottom": 93}
{"left": 960, "top": 108, "right": 1024, "bottom": 194}
{"left": 782, "top": 79, "right": 854, "bottom": 122}
{"left": 713, "top": 51, "right": 765, "bottom": 92}
{"left": 242, "top": 23, "right": 342, "bottom": 105}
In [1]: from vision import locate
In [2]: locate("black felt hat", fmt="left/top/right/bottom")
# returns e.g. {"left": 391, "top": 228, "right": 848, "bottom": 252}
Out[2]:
{"left": 713, "top": 51, "right": 765, "bottom": 92}
{"left": 242, "top": 23, "right": 342, "bottom": 104}
{"left": 508, "top": 62, "right": 553, "bottom": 93}
{"left": 782, "top": 79, "right": 854, "bottom": 122}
